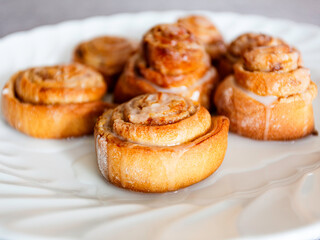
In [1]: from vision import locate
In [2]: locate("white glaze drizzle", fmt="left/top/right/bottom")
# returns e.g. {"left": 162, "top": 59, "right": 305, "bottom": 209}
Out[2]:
{"left": 2, "top": 13, "right": 320, "bottom": 240}
{"left": 227, "top": 76, "right": 279, "bottom": 140}
{"left": 2, "top": 87, "right": 9, "bottom": 95}
{"left": 264, "top": 107, "right": 271, "bottom": 140}
{"left": 228, "top": 76, "right": 278, "bottom": 106}
{"left": 141, "top": 67, "right": 215, "bottom": 93}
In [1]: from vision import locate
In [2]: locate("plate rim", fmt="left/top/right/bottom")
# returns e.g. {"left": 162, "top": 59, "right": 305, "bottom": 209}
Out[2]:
{"left": 0, "top": 10, "right": 320, "bottom": 240}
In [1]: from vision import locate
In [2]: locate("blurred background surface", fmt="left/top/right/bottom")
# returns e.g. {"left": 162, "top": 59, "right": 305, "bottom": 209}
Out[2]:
{"left": 0, "top": 0, "right": 319, "bottom": 37}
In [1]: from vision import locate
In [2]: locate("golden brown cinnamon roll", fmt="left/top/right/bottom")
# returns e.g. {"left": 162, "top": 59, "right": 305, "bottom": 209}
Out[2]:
{"left": 95, "top": 93, "right": 229, "bottom": 192}
{"left": 73, "top": 36, "right": 136, "bottom": 90}
{"left": 114, "top": 24, "right": 218, "bottom": 109}
{"left": 1, "top": 63, "right": 113, "bottom": 138}
{"left": 234, "top": 45, "right": 307, "bottom": 96}
{"left": 214, "top": 45, "right": 317, "bottom": 140}
{"left": 177, "top": 15, "right": 226, "bottom": 62}
{"left": 218, "top": 33, "right": 287, "bottom": 79}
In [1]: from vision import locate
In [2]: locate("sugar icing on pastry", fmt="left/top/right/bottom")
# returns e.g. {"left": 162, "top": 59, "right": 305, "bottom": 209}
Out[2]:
{"left": 114, "top": 24, "right": 218, "bottom": 109}
{"left": 1, "top": 63, "right": 113, "bottom": 138}
{"left": 95, "top": 93, "right": 229, "bottom": 192}
{"left": 215, "top": 44, "right": 317, "bottom": 140}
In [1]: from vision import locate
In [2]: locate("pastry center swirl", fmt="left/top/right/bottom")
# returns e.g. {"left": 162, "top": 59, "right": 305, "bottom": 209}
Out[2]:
{"left": 14, "top": 64, "right": 105, "bottom": 104}
{"left": 89, "top": 37, "right": 129, "bottom": 54}
{"left": 24, "top": 64, "right": 102, "bottom": 88}
{"left": 81, "top": 37, "right": 133, "bottom": 61}
{"left": 142, "top": 24, "right": 206, "bottom": 75}
{"left": 243, "top": 45, "right": 300, "bottom": 72}
{"left": 149, "top": 24, "right": 197, "bottom": 46}
{"left": 123, "top": 93, "right": 197, "bottom": 126}
{"left": 177, "top": 15, "right": 222, "bottom": 44}
{"left": 228, "top": 33, "right": 285, "bottom": 59}
{"left": 109, "top": 93, "right": 211, "bottom": 146}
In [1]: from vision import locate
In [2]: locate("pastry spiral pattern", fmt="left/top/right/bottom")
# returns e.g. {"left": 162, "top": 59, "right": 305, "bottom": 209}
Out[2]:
{"left": 214, "top": 45, "right": 317, "bottom": 140}
{"left": 177, "top": 15, "right": 226, "bottom": 62}
{"left": 73, "top": 36, "right": 136, "bottom": 90}
{"left": 1, "top": 63, "right": 112, "bottom": 138}
{"left": 218, "top": 32, "right": 287, "bottom": 79}
{"left": 114, "top": 24, "right": 218, "bottom": 109}
{"left": 95, "top": 93, "right": 229, "bottom": 192}
{"left": 234, "top": 45, "right": 307, "bottom": 96}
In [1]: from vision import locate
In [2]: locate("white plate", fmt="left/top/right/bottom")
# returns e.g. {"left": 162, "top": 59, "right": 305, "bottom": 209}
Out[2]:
{"left": 0, "top": 11, "right": 320, "bottom": 240}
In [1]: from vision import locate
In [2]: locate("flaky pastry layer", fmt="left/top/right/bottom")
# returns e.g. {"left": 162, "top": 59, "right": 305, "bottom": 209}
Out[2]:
{"left": 218, "top": 33, "right": 287, "bottom": 79}
{"left": 1, "top": 66, "right": 113, "bottom": 138}
{"left": 114, "top": 54, "right": 218, "bottom": 109}
{"left": 73, "top": 36, "right": 136, "bottom": 89}
{"left": 214, "top": 76, "right": 317, "bottom": 140}
{"left": 95, "top": 93, "right": 229, "bottom": 192}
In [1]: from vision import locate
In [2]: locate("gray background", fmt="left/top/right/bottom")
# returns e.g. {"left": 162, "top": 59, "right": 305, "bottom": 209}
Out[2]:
{"left": 0, "top": 0, "right": 319, "bottom": 38}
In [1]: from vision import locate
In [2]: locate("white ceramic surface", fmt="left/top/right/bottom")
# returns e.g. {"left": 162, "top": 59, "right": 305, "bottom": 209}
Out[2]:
{"left": 0, "top": 11, "right": 320, "bottom": 240}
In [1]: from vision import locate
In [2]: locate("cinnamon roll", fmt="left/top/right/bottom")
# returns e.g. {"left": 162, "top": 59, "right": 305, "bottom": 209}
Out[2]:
{"left": 1, "top": 63, "right": 113, "bottom": 138}
{"left": 113, "top": 24, "right": 218, "bottom": 109}
{"left": 218, "top": 33, "right": 287, "bottom": 79}
{"left": 177, "top": 15, "right": 226, "bottom": 62}
{"left": 214, "top": 45, "right": 317, "bottom": 140}
{"left": 73, "top": 36, "right": 136, "bottom": 90}
{"left": 95, "top": 93, "right": 229, "bottom": 192}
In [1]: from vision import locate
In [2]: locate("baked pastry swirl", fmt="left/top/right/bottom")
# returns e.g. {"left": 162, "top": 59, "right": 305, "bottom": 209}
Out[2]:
{"left": 73, "top": 36, "right": 136, "bottom": 90}
{"left": 1, "top": 63, "right": 113, "bottom": 138}
{"left": 113, "top": 24, "right": 218, "bottom": 109}
{"left": 214, "top": 45, "right": 317, "bottom": 140}
{"left": 218, "top": 32, "right": 287, "bottom": 79}
{"left": 95, "top": 93, "right": 229, "bottom": 192}
{"left": 177, "top": 15, "right": 226, "bottom": 62}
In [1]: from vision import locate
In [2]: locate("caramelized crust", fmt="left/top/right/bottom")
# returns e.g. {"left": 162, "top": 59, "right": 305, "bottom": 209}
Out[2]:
{"left": 15, "top": 64, "right": 106, "bottom": 104}
{"left": 95, "top": 93, "right": 229, "bottom": 192}
{"left": 114, "top": 24, "right": 217, "bottom": 109}
{"left": 114, "top": 54, "right": 217, "bottom": 108}
{"left": 228, "top": 33, "right": 285, "bottom": 59}
{"left": 1, "top": 64, "right": 113, "bottom": 138}
{"left": 136, "top": 54, "right": 210, "bottom": 88}
{"left": 234, "top": 45, "right": 309, "bottom": 97}
{"left": 177, "top": 15, "right": 226, "bottom": 60}
{"left": 73, "top": 36, "right": 136, "bottom": 89}
{"left": 243, "top": 45, "right": 300, "bottom": 72}
{"left": 218, "top": 33, "right": 287, "bottom": 79}
{"left": 142, "top": 24, "right": 205, "bottom": 75}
